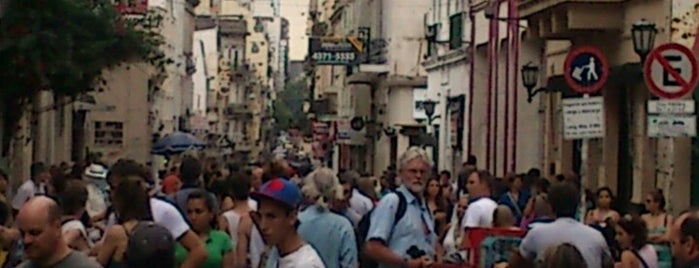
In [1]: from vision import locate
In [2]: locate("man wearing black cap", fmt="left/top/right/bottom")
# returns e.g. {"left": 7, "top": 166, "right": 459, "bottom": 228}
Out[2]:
{"left": 251, "top": 178, "right": 324, "bottom": 268}
{"left": 12, "top": 162, "right": 50, "bottom": 214}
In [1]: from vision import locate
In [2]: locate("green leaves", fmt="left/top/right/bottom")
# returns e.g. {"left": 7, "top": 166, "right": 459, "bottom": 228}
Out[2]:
{"left": 273, "top": 79, "right": 311, "bottom": 132}
{"left": 0, "top": 0, "right": 168, "bottom": 99}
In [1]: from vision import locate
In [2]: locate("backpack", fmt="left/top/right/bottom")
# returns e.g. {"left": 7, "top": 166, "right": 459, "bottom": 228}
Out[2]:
{"left": 355, "top": 191, "right": 408, "bottom": 268}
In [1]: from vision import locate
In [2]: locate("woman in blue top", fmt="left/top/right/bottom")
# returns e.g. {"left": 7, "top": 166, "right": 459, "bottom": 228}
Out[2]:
{"left": 498, "top": 173, "right": 530, "bottom": 225}
{"left": 641, "top": 189, "right": 673, "bottom": 268}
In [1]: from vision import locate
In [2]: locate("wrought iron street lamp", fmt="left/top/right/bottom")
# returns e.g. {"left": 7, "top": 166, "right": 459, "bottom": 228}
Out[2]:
{"left": 423, "top": 99, "right": 437, "bottom": 118}
{"left": 631, "top": 19, "right": 657, "bottom": 62}
{"left": 521, "top": 62, "right": 555, "bottom": 103}
{"left": 421, "top": 99, "right": 439, "bottom": 166}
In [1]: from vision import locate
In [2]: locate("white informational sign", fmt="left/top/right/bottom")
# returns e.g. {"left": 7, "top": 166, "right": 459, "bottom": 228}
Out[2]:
{"left": 647, "top": 100, "right": 695, "bottom": 114}
{"left": 648, "top": 115, "right": 697, "bottom": 137}
{"left": 334, "top": 119, "right": 366, "bottom": 145}
{"left": 562, "top": 97, "right": 605, "bottom": 140}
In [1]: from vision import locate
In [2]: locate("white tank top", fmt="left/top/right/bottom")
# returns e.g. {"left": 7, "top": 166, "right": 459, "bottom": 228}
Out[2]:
{"left": 221, "top": 210, "right": 242, "bottom": 244}
{"left": 636, "top": 244, "right": 659, "bottom": 268}
{"left": 61, "top": 219, "right": 94, "bottom": 248}
{"left": 221, "top": 210, "right": 266, "bottom": 268}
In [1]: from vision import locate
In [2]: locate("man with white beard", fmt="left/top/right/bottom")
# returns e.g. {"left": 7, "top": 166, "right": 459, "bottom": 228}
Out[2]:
{"left": 363, "top": 147, "right": 438, "bottom": 268}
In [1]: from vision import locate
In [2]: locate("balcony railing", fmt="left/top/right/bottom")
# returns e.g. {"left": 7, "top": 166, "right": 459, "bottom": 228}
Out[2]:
{"left": 225, "top": 103, "right": 253, "bottom": 120}
{"left": 219, "top": 18, "right": 248, "bottom": 36}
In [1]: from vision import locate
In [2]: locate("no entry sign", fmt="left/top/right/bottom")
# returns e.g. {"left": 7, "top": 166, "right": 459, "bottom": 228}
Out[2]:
{"left": 644, "top": 43, "right": 699, "bottom": 99}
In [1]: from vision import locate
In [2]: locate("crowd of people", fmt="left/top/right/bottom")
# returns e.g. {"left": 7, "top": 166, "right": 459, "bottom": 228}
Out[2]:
{"left": 0, "top": 147, "right": 695, "bottom": 267}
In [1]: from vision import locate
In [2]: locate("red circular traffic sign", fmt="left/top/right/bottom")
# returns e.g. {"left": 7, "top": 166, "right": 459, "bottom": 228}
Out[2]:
{"left": 643, "top": 43, "right": 699, "bottom": 99}
{"left": 564, "top": 46, "right": 610, "bottom": 94}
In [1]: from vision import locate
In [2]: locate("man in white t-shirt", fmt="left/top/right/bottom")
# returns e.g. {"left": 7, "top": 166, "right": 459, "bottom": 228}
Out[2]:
{"left": 105, "top": 159, "right": 208, "bottom": 268}
{"left": 250, "top": 178, "right": 324, "bottom": 268}
{"left": 341, "top": 171, "right": 374, "bottom": 220}
{"left": 11, "top": 162, "right": 50, "bottom": 213}
{"left": 461, "top": 170, "right": 498, "bottom": 230}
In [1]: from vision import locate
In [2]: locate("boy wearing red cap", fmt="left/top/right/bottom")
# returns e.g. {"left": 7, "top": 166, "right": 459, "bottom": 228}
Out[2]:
{"left": 250, "top": 178, "right": 324, "bottom": 268}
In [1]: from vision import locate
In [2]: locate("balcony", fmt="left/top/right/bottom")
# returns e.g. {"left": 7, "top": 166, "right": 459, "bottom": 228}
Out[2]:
{"left": 236, "top": 140, "right": 254, "bottom": 152}
{"left": 196, "top": 16, "right": 216, "bottom": 31}
{"left": 230, "top": 63, "right": 250, "bottom": 77}
{"left": 225, "top": 103, "right": 253, "bottom": 120}
{"left": 112, "top": 0, "right": 148, "bottom": 15}
{"left": 309, "top": 96, "right": 337, "bottom": 119}
{"left": 219, "top": 17, "right": 248, "bottom": 37}
{"left": 519, "top": 0, "right": 626, "bottom": 39}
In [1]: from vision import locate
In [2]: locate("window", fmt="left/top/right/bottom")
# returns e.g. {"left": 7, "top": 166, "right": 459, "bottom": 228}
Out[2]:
{"left": 94, "top": 121, "right": 124, "bottom": 146}
{"left": 254, "top": 19, "right": 264, "bottom": 33}
{"left": 449, "top": 13, "right": 463, "bottom": 49}
{"left": 427, "top": 24, "right": 439, "bottom": 57}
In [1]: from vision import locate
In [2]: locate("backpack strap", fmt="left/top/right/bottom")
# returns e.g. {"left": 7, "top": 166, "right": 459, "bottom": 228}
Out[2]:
{"left": 392, "top": 191, "right": 408, "bottom": 225}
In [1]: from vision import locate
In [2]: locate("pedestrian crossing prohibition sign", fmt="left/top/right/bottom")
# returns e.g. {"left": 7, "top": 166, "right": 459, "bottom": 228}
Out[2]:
{"left": 644, "top": 43, "right": 699, "bottom": 99}
{"left": 564, "top": 46, "right": 609, "bottom": 94}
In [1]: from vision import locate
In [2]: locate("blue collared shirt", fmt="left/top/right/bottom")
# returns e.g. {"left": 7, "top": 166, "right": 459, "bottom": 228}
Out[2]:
{"left": 366, "top": 185, "right": 437, "bottom": 268}
{"left": 297, "top": 205, "right": 358, "bottom": 268}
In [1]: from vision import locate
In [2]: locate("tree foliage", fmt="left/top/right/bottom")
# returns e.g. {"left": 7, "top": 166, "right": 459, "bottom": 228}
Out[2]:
{"left": 0, "top": 0, "right": 170, "bottom": 153}
{"left": 273, "top": 79, "right": 310, "bottom": 132}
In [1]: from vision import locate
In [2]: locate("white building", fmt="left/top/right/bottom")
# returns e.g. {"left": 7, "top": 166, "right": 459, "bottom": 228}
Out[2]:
{"left": 150, "top": 0, "right": 197, "bottom": 135}
{"left": 324, "top": 0, "right": 431, "bottom": 175}
{"left": 192, "top": 17, "right": 219, "bottom": 136}
{"left": 280, "top": 0, "right": 310, "bottom": 61}
{"left": 423, "top": 0, "right": 543, "bottom": 176}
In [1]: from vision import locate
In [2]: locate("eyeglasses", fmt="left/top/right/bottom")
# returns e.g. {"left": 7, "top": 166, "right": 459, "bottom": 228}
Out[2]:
{"left": 406, "top": 169, "right": 429, "bottom": 175}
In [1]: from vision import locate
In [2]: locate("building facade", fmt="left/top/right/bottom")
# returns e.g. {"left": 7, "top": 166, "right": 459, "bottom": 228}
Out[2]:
{"left": 518, "top": 0, "right": 698, "bottom": 210}
{"left": 424, "top": 0, "right": 543, "bottom": 176}
{"left": 307, "top": 0, "right": 432, "bottom": 175}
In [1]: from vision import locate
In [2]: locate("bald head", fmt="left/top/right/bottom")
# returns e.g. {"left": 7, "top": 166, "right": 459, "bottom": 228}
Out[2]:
{"left": 17, "top": 196, "right": 67, "bottom": 262}
{"left": 19, "top": 196, "right": 62, "bottom": 222}
{"left": 672, "top": 210, "right": 699, "bottom": 265}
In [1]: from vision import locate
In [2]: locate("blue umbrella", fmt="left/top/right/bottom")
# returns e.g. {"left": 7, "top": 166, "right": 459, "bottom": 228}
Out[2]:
{"left": 151, "top": 131, "right": 206, "bottom": 156}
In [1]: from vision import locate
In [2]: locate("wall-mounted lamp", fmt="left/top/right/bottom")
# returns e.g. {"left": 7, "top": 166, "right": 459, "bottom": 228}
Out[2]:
{"left": 521, "top": 62, "right": 558, "bottom": 103}
{"left": 631, "top": 19, "right": 657, "bottom": 63}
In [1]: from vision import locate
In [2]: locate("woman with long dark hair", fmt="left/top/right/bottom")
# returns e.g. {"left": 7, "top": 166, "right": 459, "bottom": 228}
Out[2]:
{"left": 95, "top": 175, "right": 154, "bottom": 267}
{"left": 424, "top": 177, "right": 448, "bottom": 237}
{"left": 614, "top": 215, "right": 658, "bottom": 268}
{"left": 641, "top": 189, "right": 672, "bottom": 268}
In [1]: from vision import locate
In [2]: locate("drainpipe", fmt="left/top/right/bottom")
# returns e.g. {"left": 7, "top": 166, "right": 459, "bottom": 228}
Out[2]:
{"left": 503, "top": 0, "right": 512, "bottom": 176}
{"left": 467, "top": 0, "right": 476, "bottom": 161}
{"left": 511, "top": 0, "right": 520, "bottom": 172}
{"left": 486, "top": 1, "right": 495, "bottom": 173}
{"left": 492, "top": 0, "right": 500, "bottom": 175}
